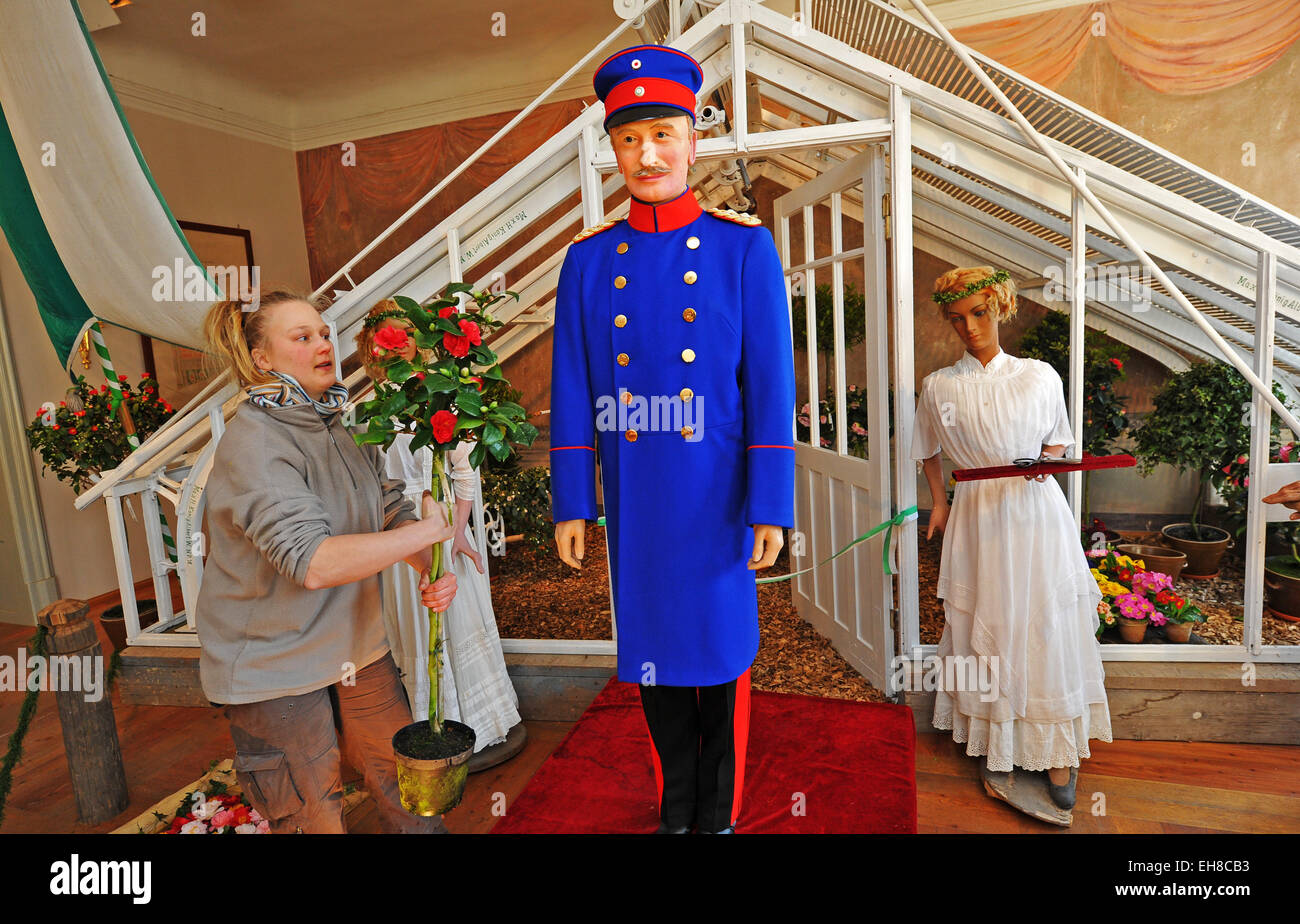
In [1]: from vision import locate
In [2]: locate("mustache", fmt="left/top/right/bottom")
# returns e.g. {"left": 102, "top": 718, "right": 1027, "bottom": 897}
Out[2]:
{"left": 633, "top": 166, "right": 671, "bottom": 176}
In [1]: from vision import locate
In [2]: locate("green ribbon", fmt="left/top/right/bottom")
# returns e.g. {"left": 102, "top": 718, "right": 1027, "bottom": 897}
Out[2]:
{"left": 756, "top": 504, "right": 919, "bottom": 584}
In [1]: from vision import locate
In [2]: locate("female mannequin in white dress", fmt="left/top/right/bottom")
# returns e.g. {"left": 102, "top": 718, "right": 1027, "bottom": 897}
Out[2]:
{"left": 356, "top": 303, "right": 522, "bottom": 754}
{"left": 908, "top": 267, "right": 1111, "bottom": 815}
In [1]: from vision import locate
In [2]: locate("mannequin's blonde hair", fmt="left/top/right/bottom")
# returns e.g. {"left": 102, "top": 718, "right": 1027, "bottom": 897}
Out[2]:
{"left": 203, "top": 289, "right": 328, "bottom": 387}
{"left": 932, "top": 266, "right": 1018, "bottom": 321}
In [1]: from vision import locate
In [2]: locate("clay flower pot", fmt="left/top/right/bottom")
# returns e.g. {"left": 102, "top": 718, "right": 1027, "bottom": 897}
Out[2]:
{"left": 1115, "top": 544, "right": 1187, "bottom": 584}
{"left": 1160, "top": 523, "right": 1232, "bottom": 578}
{"left": 1163, "top": 621, "right": 1193, "bottom": 642}
{"left": 1116, "top": 616, "right": 1148, "bottom": 643}
{"left": 392, "top": 720, "right": 477, "bottom": 816}
{"left": 1263, "top": 555, "right": 1300, "bottom": 622}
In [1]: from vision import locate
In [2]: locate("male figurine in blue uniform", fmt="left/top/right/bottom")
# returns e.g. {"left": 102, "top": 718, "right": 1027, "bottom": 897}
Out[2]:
{"left": 550, "top": 45, "right": 795, "bottom": 834}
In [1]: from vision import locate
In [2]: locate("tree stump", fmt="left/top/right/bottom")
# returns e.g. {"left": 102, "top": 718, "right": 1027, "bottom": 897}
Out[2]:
{"left": 36, "top": 599, "right": 129, "bottom": 824}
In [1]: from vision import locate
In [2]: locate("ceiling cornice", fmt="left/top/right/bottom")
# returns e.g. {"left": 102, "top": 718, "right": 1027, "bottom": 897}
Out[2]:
{"left": 111, "top": 70, "right": 594, "bottom": 152}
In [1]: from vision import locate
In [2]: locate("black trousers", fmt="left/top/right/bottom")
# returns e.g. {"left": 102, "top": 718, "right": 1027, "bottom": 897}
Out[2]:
{"left": 637, "top": 669, "right": 751, "bottom": 832}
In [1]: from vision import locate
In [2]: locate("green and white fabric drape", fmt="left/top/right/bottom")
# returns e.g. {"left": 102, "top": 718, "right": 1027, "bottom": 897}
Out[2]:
{"left": 0, "top": 0, "right": 216, "bottom": 371}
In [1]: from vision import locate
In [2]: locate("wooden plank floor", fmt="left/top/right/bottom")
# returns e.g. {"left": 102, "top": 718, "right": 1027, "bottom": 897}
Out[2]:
{"left": 2, "top": 620, "right": 1296, "bottom": 834}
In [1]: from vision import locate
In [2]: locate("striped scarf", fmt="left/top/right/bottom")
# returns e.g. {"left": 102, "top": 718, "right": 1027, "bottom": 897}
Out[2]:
{"left": 245, "top": 370, "right": 349, "bottom": 417}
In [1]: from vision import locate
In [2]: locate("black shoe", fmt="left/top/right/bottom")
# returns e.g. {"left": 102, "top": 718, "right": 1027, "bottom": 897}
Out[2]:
{"left": 701, "top": 824, "right": 736, "bottom": 834}
{"left": 1047, "top": 767, "right": 1078, "bottom": 810}
{"left": 655, "top": 822, "right": 693, "bottom": 834}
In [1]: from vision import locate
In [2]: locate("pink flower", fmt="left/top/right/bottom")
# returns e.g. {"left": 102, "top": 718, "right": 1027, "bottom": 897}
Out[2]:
{"left": 851, "top": 423, "right": 867, "bottom": 436}
{"left": 210, "top": 809, "right": 234, "bottom": 827}
{"left": 1237, "top": 454, "right": 1248, "bottom": 465}
{"left": 1149, "top": 612, "right": 1169, "bottom": 627}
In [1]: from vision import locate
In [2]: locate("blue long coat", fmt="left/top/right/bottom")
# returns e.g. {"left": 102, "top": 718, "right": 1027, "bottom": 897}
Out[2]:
{"left": 549, "top": 192, "right": 796, "bottom": 687}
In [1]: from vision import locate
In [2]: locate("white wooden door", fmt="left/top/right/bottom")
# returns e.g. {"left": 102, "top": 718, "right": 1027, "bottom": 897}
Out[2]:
{"left": 774, "top": 146, "right": 898, "bottom": 695}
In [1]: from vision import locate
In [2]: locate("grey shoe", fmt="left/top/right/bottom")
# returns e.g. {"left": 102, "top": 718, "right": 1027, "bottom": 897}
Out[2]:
{"left": 1047, "top": 767, "right": 1078, "bottom": 810}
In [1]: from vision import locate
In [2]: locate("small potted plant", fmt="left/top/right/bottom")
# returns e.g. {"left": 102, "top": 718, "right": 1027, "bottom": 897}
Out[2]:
{"left": 1133, "top": 362, "right": 1291, "bottom": 578}
{"left": 352, "top": 283, "right": 536, "bottom": 817}
{"left": 1087, "top": 549, "right": 1201, "bottom": 642}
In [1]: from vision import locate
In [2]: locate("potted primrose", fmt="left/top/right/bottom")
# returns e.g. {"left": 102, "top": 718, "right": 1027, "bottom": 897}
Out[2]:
{"left": 352, "top": 284, "right": 537, "bottom": 816}
{"left": 1133, "top": 362, "right": 1292, "bottom": 578}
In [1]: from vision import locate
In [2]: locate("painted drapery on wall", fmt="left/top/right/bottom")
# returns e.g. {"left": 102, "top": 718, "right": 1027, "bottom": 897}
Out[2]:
{"left": 954, "top": 0, "right": 1300, "bottom": 95}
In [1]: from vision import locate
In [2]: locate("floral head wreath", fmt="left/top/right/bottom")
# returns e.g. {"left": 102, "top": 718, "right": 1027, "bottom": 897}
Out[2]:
{"left": 361, "top": 305, "right": 409, "bottom": 330}
{"left": 932, "top": 269, "right": 1010, "bottom": 306}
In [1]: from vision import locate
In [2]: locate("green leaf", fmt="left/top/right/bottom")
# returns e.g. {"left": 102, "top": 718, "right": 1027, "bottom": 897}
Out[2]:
{"left": 386, "top": 359, "right": 414, "bottom": 384}
{"left": 456, "top": 389, "right": 484, "bottom": 416}
{"left": 513, "top": 422, "right": 539, "bottom": 446}
{"left": 355, "top": 428, "right": 391, "bottom": 446}
{"left": 442, "top": 282, "right": 475, "bottom": 297}
{"left": 393, "top": 296, "right": 421, "bottom": 313}
{"left": 410, "top": 428, "right": 432, "bottom": 452}
{"left": 488, "top": 439, "right": 510, "bottom": 461}
{"left": 469, "top": 441, "right": 487, "bottom": 469}
{"left": 454, "top": 417, "right": 482, "bottom": 433}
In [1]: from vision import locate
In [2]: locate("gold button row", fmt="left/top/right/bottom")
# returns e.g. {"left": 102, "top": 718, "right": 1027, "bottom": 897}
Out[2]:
{"left": 624, "top": 426, "right": 694, "bottom": 440}
{"left": 615, "top": 238, "right": 697, "bottom": 253}
{"left": 614, "top": 350, "right": 694, "bottom": 365}
{"left": 615, "top": 270, "right": 697, "bottom": 287}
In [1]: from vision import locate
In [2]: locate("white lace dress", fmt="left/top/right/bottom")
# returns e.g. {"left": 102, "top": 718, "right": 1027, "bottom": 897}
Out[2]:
{"left": 909, "top": 348, "right": 1112, "bottom": 772}
{"left": 379, "top": 435, "right": 521, "bottom": 751}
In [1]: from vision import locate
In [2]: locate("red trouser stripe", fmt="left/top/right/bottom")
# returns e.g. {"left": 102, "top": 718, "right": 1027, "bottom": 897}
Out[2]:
{"left": 730, "top": 668, "right": 751, "bottom": 824}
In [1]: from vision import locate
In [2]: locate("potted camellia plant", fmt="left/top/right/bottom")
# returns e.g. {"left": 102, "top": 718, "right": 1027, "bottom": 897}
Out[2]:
{"left": 1133, "top": 362, "right": 1292, "bottom": 578}
{"left": 352, "top": 283, "right": 536, "bottom": 817}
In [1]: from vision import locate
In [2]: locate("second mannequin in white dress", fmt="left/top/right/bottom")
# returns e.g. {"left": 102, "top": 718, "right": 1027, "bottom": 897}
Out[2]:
{"left": 909, "top": 267, "right": 1111, "bottom": 813}
{"left": 357, "top": 302, "right": 522, "bottom": 753}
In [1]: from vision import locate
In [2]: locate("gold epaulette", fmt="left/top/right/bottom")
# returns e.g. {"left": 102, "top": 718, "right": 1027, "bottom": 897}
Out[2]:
{"left": 571, "top": 218, "right": 621, "bottom": 243}
{"left": 707, "top": 207, "right": 762, "bottom": 227}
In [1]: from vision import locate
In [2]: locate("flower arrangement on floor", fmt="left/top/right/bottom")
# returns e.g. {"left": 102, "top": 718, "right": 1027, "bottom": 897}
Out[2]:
{"left": 24, "top": 373, "right": 174, "bottom": 492}
{"left": 162, "top": 780, "right": 268, "bottom": 834}
{"left": 1086, "top": 549, "right": 1204, "bottom": 641}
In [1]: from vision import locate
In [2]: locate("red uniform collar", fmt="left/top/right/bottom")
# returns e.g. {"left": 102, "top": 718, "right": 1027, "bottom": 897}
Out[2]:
{"left": 627, "top": 188, "right": 703, "bottom": 232}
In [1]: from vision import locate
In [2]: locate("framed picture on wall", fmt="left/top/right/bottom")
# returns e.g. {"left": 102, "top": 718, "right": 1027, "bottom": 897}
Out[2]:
{"left": 142, "top": 221, "right": 254, "bottom": 409}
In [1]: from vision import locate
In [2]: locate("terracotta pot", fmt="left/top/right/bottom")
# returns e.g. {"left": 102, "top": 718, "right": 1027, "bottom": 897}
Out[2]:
{"left": 1115, "top": 544, "right": 1187, "bottom": 583}
{"left": 1163, "top": 621, "right": 1192, "bottom": 643}
{"left": 1116, "top": 616, "right": 1148, "bottom": 643}
{"left": 1159, "top": 524, "right": 1232, "bottom": 577}
{"left": 98, "top": 600, "right": 159, "bottom": 653}
{"left": 392, "top": 720, "right": 476, "bottom": 816}
{"left": 1263, "top": 556, "right": 1300, "bottom": 622}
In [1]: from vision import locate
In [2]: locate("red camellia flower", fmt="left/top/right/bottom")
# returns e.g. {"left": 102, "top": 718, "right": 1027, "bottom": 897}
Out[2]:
{"left": 68, "top": 428, "right": 77, "bottom": 435}
{"left": 1109, "top": 358, "right": 1123, "bottom": 370}
{"left": 373, "top": 325, "right": 410, "bottom": 352}
{"left": 142, "top": 372, "right": 151, "bottom": 378}
{"left": 91, "top": 425, "right": 98, "bottom": 431}
{"left": 459, "top": 319, "right": 482, "bottom": 346}
{"left": 118, "top": 374, "right": 128, "bottom": 382}
{"left": 443, "top": 331, "right": 470, "bottom": 357}
{"left": 438, "top": 305, "right": 456, "bottom": 319}
{"left": 431, "top": 409, "right": 458, "bottom": 444}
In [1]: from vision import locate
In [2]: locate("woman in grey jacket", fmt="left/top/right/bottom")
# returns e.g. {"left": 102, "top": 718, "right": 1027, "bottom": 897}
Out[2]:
{"left": 198, "top": 289, "right": 459, "bottom": 834}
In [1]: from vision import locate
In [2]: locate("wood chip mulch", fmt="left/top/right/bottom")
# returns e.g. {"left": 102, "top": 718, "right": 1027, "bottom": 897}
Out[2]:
{"left": 913, "top": 523, "right": 1299, "bottom": 646}
{"left": 488, "top": 525, "right": 886, "bottom": 702}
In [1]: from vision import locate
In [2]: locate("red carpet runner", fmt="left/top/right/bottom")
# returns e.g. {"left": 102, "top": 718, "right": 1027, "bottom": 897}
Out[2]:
{"left": 493, "top": 678, "right": 917, "bottom": 833}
